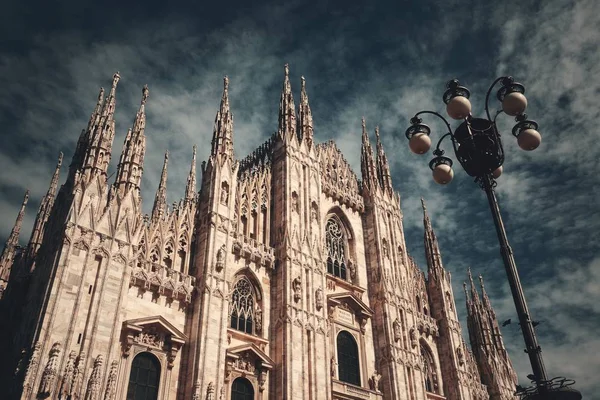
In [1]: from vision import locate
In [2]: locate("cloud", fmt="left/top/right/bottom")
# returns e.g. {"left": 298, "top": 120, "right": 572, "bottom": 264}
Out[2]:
{"left": 0, "top": 0, "right": 598, "bottom": 394}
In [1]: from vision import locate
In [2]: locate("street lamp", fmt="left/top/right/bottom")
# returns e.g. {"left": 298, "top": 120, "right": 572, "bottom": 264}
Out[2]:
{"left": 404, "top": 77, "right": 582, "bottom": 400}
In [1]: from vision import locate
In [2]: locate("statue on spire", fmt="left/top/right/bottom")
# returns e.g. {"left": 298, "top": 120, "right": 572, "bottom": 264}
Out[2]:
{"left": 278, "top": 64, "right": 296, "bottom": 141}
{"left": 0, "top": 191, "right": 29, "bottom": 298}
{"left": 297, "top": 76, "right": 314, "bottom": 148}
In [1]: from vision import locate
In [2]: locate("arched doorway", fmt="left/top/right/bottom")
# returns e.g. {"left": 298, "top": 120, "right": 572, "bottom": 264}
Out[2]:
{"left": 231, "top": 377, "right": 254, "bottom": 400}
{"left": 126, "top": 352, "right": 160, "bottom": 400}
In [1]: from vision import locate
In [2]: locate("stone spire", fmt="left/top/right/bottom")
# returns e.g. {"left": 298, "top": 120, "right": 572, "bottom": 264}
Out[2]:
{"left": 152, "top": 151, "right": 169, "bottom": 221}
{"left": 81, "top": 72, "right": 121, "bottom": 181}
{"left": 278, "top": 64, "right": 296, "bottom": 141}
{"left": 297, "top": 76, "right": 314, "bottom": 148}
{"left": 184, "top": 145, "right": 197, "bottom": 203}
{"left": 360, "top": 117, "right": 378, "bottom": 190}
{"left": 422, "top": 198, "right": 443, "bottom": 277}
{"left": 27, "top": 152, "right": 63, "bottom": 260}
{"left": 210, "top": 76, "right": 234, "bottom": 159}
{"left": 466, "top": 271, "right": 518, "bottom": 398}
{"left": 375, "top": 126, "right": 393, "bottom": 193}
{"left": 114, "top": 84, "right": 149, "bottom": 198}
{"left": 68, "top": 87, "right": 104, "bottom": 183}
{"left": 0, "top": 190, "right": 29, "bottom": 297}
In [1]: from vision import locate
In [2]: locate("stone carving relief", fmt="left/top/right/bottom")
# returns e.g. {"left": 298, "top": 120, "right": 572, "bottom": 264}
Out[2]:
{"left": 233, "top": 352, "right": 256, "bottom": 373}
{"left": 347, "top": 259, "right": 357, "bottom": 284}
{"left": 292, "top": 276, "right": 302, "bottom": 302}
{"left": 311, "top": 201, "right": 318, "bottom": 222}
{"left": 369, "top": 370, "right": 382, "bottom": 393}
{"left": 291, "top": 191, "right": 299, "bottom": 214}
{"left": 315, "top": 287, "right": 323, "bottom": 311}
{"left": 330, "top": 356, "right": 338, "bottom": 378}
{"left": 255, "top": 305, "right": 263, "bottom": 333}
{"left": 220, "top": 181, "right": 229, "bottom": 205}
{"left": 134, "top": 330, "right": 165, "bottom": 349}
{"left": 215, "top": 244, "right": 226, "bottom": 272}
{"left": 457, "top": 345, "right": 464, "bottom": 366}
{"left": 393, "top": 318, "right": 402, "bottom": 343}
{"left": 410, "top": 327, "right": 417, "bottom": 348}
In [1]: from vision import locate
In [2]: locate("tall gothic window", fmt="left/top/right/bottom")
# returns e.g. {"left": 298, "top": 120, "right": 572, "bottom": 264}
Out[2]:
{"left": 421, "top": 344, "right": 437, "bottom": 393}
{"left": 231, "top": 377, "right": 254, "bottom": 400}
{"left": 326, "top": 217, "right": 347, "bottom": 280}
{"left": 229, "top": 277, "right": 255, "bottom": 334}
{"left": 126, "top": 352, "right": 160, "bottom": 400}
{"left": 337, "top": 331, "right": 360, "bottom": 386}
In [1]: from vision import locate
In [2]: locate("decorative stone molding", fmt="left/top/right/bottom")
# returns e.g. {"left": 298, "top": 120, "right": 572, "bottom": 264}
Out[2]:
{"left": 231, "top": 233, "right": 275, "bottom": 270}
{"left": 225, "top": 343, "right": 274, "bottom": 393}
{"left": 130, "top": 263, "right": 195, "bottom": 305}
{"left": 121, "top": 316, "right": 187, "bottom": 370}
{"left": 292, "top": 276, "right": 302, "bottom": 302}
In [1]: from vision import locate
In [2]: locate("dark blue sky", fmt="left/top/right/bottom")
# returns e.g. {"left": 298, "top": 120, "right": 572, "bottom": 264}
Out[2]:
{"left": 1, "top": 0, "right": 598, "bottom": 393}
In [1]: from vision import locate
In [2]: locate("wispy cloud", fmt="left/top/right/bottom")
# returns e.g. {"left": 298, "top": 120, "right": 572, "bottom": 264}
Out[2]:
{"left": 0, "top": 0, "right": 598, "bottom": 393}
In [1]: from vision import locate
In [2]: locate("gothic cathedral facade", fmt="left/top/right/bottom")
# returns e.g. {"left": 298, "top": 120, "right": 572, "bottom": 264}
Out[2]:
{"left": 0, "top": 65, "right": 518, "bottom": 400}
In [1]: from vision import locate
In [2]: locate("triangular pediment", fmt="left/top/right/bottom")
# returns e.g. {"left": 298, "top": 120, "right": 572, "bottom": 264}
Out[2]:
{"left": 226, "top": 343, "right": 274, "bottom": 369}
{"left": 123, "top": 315, "right": 187, "bottom": 344}
{"left": 328, "top": 292, "right": 374, "bottom": 318}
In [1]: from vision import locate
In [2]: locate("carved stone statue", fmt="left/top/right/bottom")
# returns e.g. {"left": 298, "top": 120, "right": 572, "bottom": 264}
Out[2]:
{"left": 206, "top": 382, "right": 215, "bottom": 400}
{"left": 292, "top": 276, "right": 302, "bottom": 302}
{"left": 291, "top": 193, "right": 299, "bottom": 213}
{"left": 347, "top": 259, "right": 357, "bottom": 283}
{"left": 315, "top": 287, "right": 323, "bottom": 310}
{"left": 410, "top": 327, "right": 417, "bottom": 348}
{"left": 220, "top": 183, "right": 229, "bottom": 205}
{"left": 456, "top": 345, "right": 464, "bottom": 365}
{"left": 393, "top": 318, "right": 402, "bottom": 343}
{"left": 330, "top": 356, "right": 338, "bottom": 378}
{"left": 255, "top": 305, "right": 263, "bottom": 333}
{"left": 215, "top": 244, "right": 226, "bottom": 272}
{"left": 369, "top": 370, "right": 382, "bottom": 392}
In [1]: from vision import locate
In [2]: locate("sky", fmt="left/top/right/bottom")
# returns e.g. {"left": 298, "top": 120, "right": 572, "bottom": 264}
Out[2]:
{"left": 0, "top": 0, "right": 598, "bottom": 395}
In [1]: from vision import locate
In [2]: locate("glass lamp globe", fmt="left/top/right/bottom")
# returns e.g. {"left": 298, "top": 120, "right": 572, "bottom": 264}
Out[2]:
{"left": 517, "top": 128, "right": 542, "bottom": 151}
{"left": 492, "top": 166, "right": 503, "bottom": 178}
{"left": 432, "top": 163, "right": 454, "bottom": 185}
{"left": 446, "top": 96, "right": 472, "bottom": 120}
{"left": 502, "top": 92, "right": 528, "bottom": 116}
{"left": 409, "top": 133, "right": 432, "bottom": 154}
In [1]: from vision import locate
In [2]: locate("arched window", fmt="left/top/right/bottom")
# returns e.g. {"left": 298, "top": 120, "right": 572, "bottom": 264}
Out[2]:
{"left": 231, "top": 377, "right": 254, "bottom": 400}
{"left": 337, "top": 331, "right": 360, "bottom": 386}
{"left": 421, "top": 344, "right": 437, "bottom": 393}
{"left": 229, "top": 277, "right": 256, "bottom": 334}
{"left": 126, "top": 352, "right": 160, "bottom": 400}
{"left": 326, "top": 217, "right": 347, "bottom": 280}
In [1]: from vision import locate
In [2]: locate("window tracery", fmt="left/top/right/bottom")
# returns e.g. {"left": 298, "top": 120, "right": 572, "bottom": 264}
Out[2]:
{"left": 421, "top": 343, "right": 439, "bottom": 394}
{"left": 229, "top": 277, "right": 257, "bottom": 335}
{"left": 326, "top": 217, "right": 347, "bottom": 280}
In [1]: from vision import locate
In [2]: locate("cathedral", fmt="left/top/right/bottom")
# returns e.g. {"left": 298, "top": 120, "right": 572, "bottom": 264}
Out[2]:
{"left": 0, "top": 65, "right": 518, "bottom": 400}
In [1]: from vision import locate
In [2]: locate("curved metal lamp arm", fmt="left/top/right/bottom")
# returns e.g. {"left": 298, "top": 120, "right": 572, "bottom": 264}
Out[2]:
{"left": 484, "top": 77, "right": 506, "bottom": 121}
{"left": 433, "top": 132, "right": 454, "bottom": 155}
{"left": 413, "top": 110, "right": 457, "bottom": 154}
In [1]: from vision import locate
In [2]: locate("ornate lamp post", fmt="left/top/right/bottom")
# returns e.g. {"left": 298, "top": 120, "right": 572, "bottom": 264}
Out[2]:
{"left": 404, "top": 77, "right": 582, "bottom": 400}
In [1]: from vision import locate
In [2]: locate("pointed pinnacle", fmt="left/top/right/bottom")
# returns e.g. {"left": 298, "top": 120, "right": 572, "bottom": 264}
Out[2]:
{"left": 375, "top": 126, "right": 381, "bottom": 140}
{"left": 223, "top": 76, "right": 229, "bottom": 93}
{"left": 478, "top": 275, "right": 485, "bottom": 290}
{"left": 112, "top": 72, "right": 121, "bottom": 88}
{"left": 463, "top": 282, "right": 469, "bottom": 300}
{"left": 284, "top": 63, "right": 290, "bottom": 77}
{"left": 421, "top": 197, "right": 427, "bottom": 212}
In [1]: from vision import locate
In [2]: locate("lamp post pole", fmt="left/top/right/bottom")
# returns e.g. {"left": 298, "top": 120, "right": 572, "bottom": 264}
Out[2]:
{"left": 404, "top": 77, "right": 581, "bottom": 400}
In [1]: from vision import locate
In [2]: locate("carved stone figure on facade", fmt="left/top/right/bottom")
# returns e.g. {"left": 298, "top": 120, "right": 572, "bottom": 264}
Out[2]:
{"left": 292, "top": 276, "right": 302, "bottom": 302}
{"left": 456, "top": 345, "right": 464, "bottom": 366}
{"left": 369, "top": 370, "right": 382, "bottom": 392}
{"left": 215, "top": 244, "right": 226, "bottom": 272}
{"left": 311, "top": 202, "right": 318, "bottom": 221}
{"left": 255, "top": 305, "right": 263, "bottom": 333}
{"left": 315, "top": 287, "right": 323, "bottom": 310}
{"left": 104, "top": 361, "right": 118, "bottom": 400}
{"left": 330, "top": 356, "right": 338, "bottom": 378}
{"left": 410, "top": 327, "right": 417, "bottom": 348}
{"left": 291, "top": 192, "right": 299, "bottom": 213}
{"left": 393, "top": 318, "right": 402, "bottom": 343}
{"left": 220, "top": 182, "right": 229, "bottom": 205}
{"left": 347, "top": 259, "right": 357, "bottom": 283}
